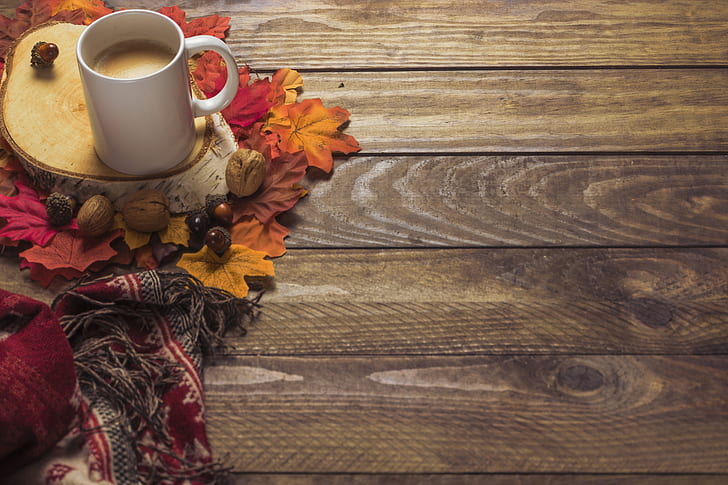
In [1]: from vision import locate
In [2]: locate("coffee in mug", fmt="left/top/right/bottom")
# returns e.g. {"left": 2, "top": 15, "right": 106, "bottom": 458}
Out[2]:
{"left": 76, "top": 9, "right": 239, "bottom": 175}
{"left": 91, "top": 39, "right": 176, "bottom": 79}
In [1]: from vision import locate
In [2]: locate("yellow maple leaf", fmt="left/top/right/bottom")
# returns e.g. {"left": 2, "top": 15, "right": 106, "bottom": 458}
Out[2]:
{"left": 49, "top": 0, "right": 112, "bottom": 24}
{"left": 112, "top": 214, "right": 150, "bottom": 250}
{"left": 158, "top": 215, "right": 191, "bottom": 247}
{"left": 177, "top": 244, "right": 274, "bottom": 298}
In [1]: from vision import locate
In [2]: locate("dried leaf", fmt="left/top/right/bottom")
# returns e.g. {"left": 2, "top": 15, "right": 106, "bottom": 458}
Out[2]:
{"left": 269, "top": 68, "right": 303, "bottom": 105}
{"left": 47, "top": 0, "right": 111, "bottom": 24}
{"left": 0, "top": 176, "right": 77, "bottom": 246}
{"left": 134, "top": 244, "right": 157, "bottom": 270}
{"left": 263, "top": 98, "right": 360, "bottom": 173}
{"left": 20, "top": 228, "right": 122, "bottom": 272}
{"left": 177, "top": 244, "right": 274, "bottom": 298}
{"left": 231, "top": 151, "right": 307, "bottom": 224}
{"left": 112, "top": 213, "right": 151, "bottom": 250}
{"left": 0, "top": 0, "right": 85, "bottom": 60}
{"left": 230, "top": 215, "right": 289, "bottom": 258}
{"left": 191, "top": 50, "right": 226, "bottom": 93}
{"left": 221, "top": 68, "right": 274, "bottom": 129}
{"left": 158, "top": 215, "right": 190, "bottom": 247}
{"left": 158, "top": 6, "right": 230, "bottom": 39}
{"left": 20, "top": 260, "right": 83, "bottom": 287}
{"left": 0, "top": 169, "right": 17, "bottom": 197}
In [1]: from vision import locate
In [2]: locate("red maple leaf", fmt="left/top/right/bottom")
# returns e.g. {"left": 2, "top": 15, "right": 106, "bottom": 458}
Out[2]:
{"left": 21, "top": 228, "right": 121, "bottom": 273}
{"left": 158, "top": 6, "right": 230, "bottom": 39}
{"left": 19, "top": 259, "right": 82, "bottom": 287}
{"left": 192, "top": 50, "right": 226, "bottom": 93}
{"left": 0, "top": 177, "right": 77, "bottom": 246}
{"left": 0, "top": 0, "right": 85, "bottom": 61}
{"left": 231, "top": 150, "right": 307, "bottom": 224}
{"left": 193, "top": 56, "right": 273, "bottom": 130}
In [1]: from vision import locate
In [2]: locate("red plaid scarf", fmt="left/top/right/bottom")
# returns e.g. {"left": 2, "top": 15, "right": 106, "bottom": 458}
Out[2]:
{"left": 1, "top": 271, "right": 256, "bottom": 484}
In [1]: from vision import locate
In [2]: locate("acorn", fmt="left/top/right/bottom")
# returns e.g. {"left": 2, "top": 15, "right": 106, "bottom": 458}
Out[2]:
{"left": 45, "top": 192, "right": 74, "bottom": 226}
{"left": 225, "top": 149, "right": 266, "bottom": 197}
{"left": 205, "top": 194, "right": 228, "bottom": 215}
{"left": 204, "top": 226, "right": 231, "bottom": 255}
{"left": 122, "top": 189, "right": 170, "bottom": 232}
{"left": 211, "top": 201, "right": 233, "bottom": 226}
{"left": 31, "top": 41, "right": 59, "bottom": 68}
{"left": 77, "top": 195, "right": 114, "bottom": 237}
{"left": 185, "top": 209, "right": 210, "bottom": 235}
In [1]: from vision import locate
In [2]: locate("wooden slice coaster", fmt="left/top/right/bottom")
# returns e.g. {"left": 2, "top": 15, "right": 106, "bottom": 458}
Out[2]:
{"left": 0, "top": 22, "right": 235, "bottom": 213}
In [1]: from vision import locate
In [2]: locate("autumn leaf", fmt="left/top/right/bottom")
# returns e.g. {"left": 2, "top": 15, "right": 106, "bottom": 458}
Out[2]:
{"left": 20, "top": 228, "right": 121, "bottom": 274}
{"left": 177, "top": 245, "right": 274, "bottom": 298}
{"left": 0, "top": 0, "right": 85, "bottom": 60}
{"left": 263, "top": 98, "right": 360, "bottom": 173}
{"left": 158, "top": 215, "right": 191, "bottom": 247}
{"left": 231, "top": 150, "right": 308, "bottom": 224}
{"left": 221, "top": 67, "right": 274, "bottom": 129}
{"left": 0, "top": 169, "right": 17, "bottom": 197}
{"left": 158, "top": 6, "right": 230, "bottom": 39}
{"left": 0, "top": 176, "right": 77, "bottom": 246}
{"left": 269, "top": 68, "right": 303, "bottom": 105}
{"left": 20, "top": 260, "right": 83, "bottom": 287}
{"left": 112, "top": 213, "right": 150, "bottom": 250}
{"left": 230, "top": 215, "right": 289, "bottom": 258}
{"left": 191, "top": 50, "right": 227, "bottom": 93}
{"left": 47, "top": 0, "right": 111, "bottom": 24}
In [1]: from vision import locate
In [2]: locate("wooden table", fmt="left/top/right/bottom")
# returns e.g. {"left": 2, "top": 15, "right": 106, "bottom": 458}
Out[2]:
{"left": 2, "top": 0, "right": 727, "bottom": 483}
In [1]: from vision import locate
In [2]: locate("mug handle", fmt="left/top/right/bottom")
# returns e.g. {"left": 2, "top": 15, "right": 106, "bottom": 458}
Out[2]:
{"left": 184, "top": 36, "right": 239, "bottom": 117}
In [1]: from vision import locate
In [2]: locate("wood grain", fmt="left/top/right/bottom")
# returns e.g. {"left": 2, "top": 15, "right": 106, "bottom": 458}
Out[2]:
{"left": 228, "top": 248, "right": 728, "bottom": 355}
{"left": 205, "top": 355, "right": 728, "bottom": 473}
{"left": 297, "top": 70, "right": 728, "bottom": 153}
{"left": 101, "top": 0, "right": 728, "bottom": 68}
{"left": 231, "top": 475, "right": 728, "bottom": 485}
{"left": 284, "top": 155, "right": 728, "bottom": 248}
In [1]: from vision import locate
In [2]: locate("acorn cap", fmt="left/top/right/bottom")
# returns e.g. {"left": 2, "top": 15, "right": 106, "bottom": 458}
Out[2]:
{"left": 205, "top": 194, "right": 228, "bottom": 217}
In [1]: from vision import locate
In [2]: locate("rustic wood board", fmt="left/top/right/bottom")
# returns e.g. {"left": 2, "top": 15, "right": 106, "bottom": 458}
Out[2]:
{"left": 295, "top": 70, "right": 728, "bottom": 153}
{"left": 232, "top": 475, "right": 728, "bottom": 485}
{"left": 0, "top": 22, "right": 236, "bottom": 213}
{"left": 284, "top": 155, "right": 728, "bottom": 248}
{"left": 0, "top": 0, "right": 726, "bottom": 482}
{"left": 105, "top": 0, "right": 728, "bottom": 68}
{"left": 205, "top": 355, "right": 728, "bottom": 473}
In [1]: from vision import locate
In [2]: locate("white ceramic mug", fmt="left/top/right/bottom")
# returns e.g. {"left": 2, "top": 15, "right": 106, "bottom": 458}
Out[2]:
{"left": 76, "top": 9, "right": 239, "bottom": 175}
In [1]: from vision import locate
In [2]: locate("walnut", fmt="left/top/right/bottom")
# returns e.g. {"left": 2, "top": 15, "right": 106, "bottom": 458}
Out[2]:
{"left": 225, "top": 149, "right": 266, "bottom": 197}
{"left": 77, "top": 195, "right": 114, "bottom": 237}
{"left": 122, "top": 189, "right": 170, "bottom": 233}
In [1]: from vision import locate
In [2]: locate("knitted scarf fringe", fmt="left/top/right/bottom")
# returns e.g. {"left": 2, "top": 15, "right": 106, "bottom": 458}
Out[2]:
{"left": 54, "top": 271, "right": 260, "bottom": 485}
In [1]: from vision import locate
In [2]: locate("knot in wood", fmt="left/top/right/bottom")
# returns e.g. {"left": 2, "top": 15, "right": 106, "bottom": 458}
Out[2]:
{"left": 625, "top": 297, "right": 674, "bottom": 328}
{"left": 557, "top": 364, "right": 604, "bottom": 392}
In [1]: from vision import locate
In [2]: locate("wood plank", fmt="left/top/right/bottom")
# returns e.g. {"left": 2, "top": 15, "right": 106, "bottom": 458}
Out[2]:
{"left": 231, "top": 475, "right": 728, "bottom": 485}
{"left": 229, "top": 248, "right": 728, "bottom": 355}
{"left": 102, "top": 0, "right": 728, "bottom": 68}
{"left": 205, "top": 355, "right": 728, "bottom": 473}
{"left": 284, "top": 155, "right": 728, "bottom": 248}
{"left": 298, "top": 70, "right": 728, "bottom": 152}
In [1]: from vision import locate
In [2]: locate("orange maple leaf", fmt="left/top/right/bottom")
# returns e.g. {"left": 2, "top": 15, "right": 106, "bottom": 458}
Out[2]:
{"left": 48, "top": 0, "right": 111, "bottom": 24}
{"left": 177, "top": 244, "right": 274, "bottom": 298}
{"left": 230, "top": 215, "right": 289, "bottom": 258}
{"left": 269, "top": 68, "right": 303, "bottom": 105}
{"left": 263, "top": 98, "right": 360, "bottom": 173}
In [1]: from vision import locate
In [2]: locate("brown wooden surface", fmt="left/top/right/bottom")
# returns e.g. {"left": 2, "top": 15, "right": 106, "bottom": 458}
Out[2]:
{"left": 1, "top": 0, "right": 727, "bottom": 483}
